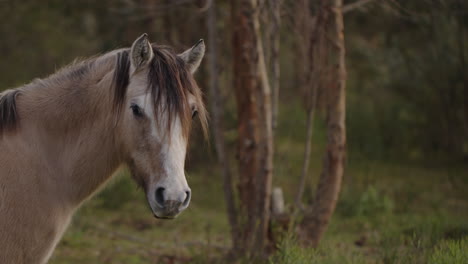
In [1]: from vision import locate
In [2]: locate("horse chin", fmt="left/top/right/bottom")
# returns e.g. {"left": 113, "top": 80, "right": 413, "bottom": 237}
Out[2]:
{"left": 152, "top": 211, "right": 179, "bottom": 220}
{"left": 153, "top": 214, "right": 177, "bottom": 220}
{"left": 150, "top": 202, "right": 181, "bottom": 219}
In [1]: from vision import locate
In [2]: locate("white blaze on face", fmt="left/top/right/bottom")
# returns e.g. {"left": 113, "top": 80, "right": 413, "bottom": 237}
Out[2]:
{"left": 135, "top": 94, "right": 189, "bottom": 203}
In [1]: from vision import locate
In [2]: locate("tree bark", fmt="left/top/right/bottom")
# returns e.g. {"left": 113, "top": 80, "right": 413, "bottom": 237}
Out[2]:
{"left": 232, "top": 0, "right": 273, "bottom": 258}
{"left": 268, "top": 0, "right": 281, "bottom": 132}
{"left": 206, "top": 0, "right": 239, "bottom": 252}
{"left": 303, "top": 0, "right": 347, "bottom": 248}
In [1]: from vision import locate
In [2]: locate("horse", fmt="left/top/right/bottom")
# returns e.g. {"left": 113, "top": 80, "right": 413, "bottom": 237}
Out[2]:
{"left": 0, "top": 33, "right": 207, "bottom": 263}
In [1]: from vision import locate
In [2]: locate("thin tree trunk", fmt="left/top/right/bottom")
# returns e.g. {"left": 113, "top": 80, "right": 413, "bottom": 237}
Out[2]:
{"left": 254, "top": 1, "right": 274, "bottom": 253}
{"left": 304, "top": 0, "right": 347, "bottom": 248}
{"left": 232, "top": 0, "right": 273, "bottom": 258}
{"left": 294, "top": 97, "right": 316, "bottom": 208}
{"left": 232, "top": 0, "right": 259, "bottom": 253}
{"left": 206, "top": 0, "right": 239, "bottom": 252}
{"left": 269, "top": 0, "right": 281, "bottom": 132}
{"left": 293, "top": 0, "right": 327, "bottom": 211}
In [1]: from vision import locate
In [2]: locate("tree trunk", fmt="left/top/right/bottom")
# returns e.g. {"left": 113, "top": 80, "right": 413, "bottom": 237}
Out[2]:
{"left": 254, "top": 2, "right": 274, "bottom": 253}
{"left": 231, "top": 0, "right": 273, "bottom": 258}
{"left": 303, "top": 0, "right": 347, "bottom": 248}
{"left": 206, "top": 0, "right": 239, "bottom": 252}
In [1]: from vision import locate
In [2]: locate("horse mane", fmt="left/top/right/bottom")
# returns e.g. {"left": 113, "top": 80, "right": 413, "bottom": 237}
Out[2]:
{"left": 0, "top": 57, "right": 99, "bottom": 134}
{"left": 0, "top": 44, "right": 207, "bottom": 138}
{"left": 0, "top": 89, "right": 21, "bottom": 133}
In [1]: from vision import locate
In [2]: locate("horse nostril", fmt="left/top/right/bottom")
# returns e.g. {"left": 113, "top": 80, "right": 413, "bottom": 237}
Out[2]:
{"left": 155, "top": 187, "right": 165, "bottom": 207}
{"left": 183, "top": 190, "right": 191, "bottom": 207}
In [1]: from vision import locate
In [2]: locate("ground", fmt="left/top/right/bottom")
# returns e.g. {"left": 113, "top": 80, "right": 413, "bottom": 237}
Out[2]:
{"left": 49, "top": 156, "right": 467, "bottom": 264}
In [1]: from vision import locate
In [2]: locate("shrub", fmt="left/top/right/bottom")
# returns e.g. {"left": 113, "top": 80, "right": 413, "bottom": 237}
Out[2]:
{"left": 337, "top": 185, "right": 394, "bottom": 218}
{"left": 357, "top": 186, "right": 394, "bottom": 217}
{"left": 429, "top": 238, "right": 468, "bottom": 264}
{"left": 269, "top": 236, "right": 315, "bottom": 264}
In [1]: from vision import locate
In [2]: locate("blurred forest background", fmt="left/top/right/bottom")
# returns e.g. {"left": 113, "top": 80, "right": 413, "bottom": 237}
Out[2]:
{"left": 0, "top": 0, "right": 467, "bottom": 263}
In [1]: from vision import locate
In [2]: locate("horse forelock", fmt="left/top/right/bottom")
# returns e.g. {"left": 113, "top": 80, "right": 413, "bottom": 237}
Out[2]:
{"left": 112, "top": 45, "right": 208, "bottom": 140}
{"left": 112, "top": 51, "right": 131, "bottom": 116}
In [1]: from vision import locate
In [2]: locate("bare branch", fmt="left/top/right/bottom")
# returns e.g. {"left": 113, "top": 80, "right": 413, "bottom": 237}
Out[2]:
{"left": 343, "top": 0, "right": 377, "bottom": 14}
{"left": 294, "top": 96, "right": 317, "bottom": 208}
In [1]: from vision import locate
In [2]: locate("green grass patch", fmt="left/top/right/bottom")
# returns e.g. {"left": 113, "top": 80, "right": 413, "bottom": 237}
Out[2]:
{"left": 429, "top": 238, "right": 468, "bottom": 264}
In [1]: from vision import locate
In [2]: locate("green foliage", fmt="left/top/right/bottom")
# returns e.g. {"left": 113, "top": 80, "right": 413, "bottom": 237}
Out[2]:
{"left": 357, "top": 186, "right": 394, "bottom": 217}
{"left": 269, "top": 236, "right": 315, "bottom": 264}
{"left": 346, "top": 1, "right": 468, "bottom": 160}
{"left": 374, "top": 214, "right": 468, "bottom": 264}
{"left": 346, "top": 102, "right": 386, "bottom": 160}
{"left": 0, "top": 0, "right": 102, "bottom": 89}
{"left": 337, "top": 185, "right": 394, "bottom": 218}
{"left": 429, "top": 238, "right": 468, "bottom": 264}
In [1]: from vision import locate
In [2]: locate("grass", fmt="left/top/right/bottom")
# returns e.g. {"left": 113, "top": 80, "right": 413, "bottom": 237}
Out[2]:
{"left": 50, "top": 169, "right": 231, "bottom": 264}
{"left": 429, "top": 237, "right": 468, "bottom": 264}
{"left": 49, "top": 158, "right": 468, "bottom": 264}
{"left": 277, "top": 158, "right": 468, "bottom": 264}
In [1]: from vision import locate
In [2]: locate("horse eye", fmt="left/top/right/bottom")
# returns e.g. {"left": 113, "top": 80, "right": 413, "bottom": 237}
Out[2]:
{"left": 192, "top": 109, "right": 198, "bottom": 119}
{"left": 130, "top": 104, "right": 143, "bottom": 117}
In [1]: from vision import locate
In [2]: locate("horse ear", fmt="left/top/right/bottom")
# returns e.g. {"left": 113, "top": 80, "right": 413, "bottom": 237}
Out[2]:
{"left": 178, "top": 39, "right": 205, "bottom": 74}
{"left": 130, "top": 33, "right": 154, "bottom": 74}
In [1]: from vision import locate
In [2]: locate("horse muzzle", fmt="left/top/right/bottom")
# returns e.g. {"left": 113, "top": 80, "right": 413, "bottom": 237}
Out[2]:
{"left": 150, "top": 186, "right": 191, "bottom": 219}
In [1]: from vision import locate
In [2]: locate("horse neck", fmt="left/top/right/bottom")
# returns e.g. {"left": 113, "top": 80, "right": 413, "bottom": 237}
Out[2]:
{"left": 17, "top": 58, "right": 124, "bottom": 207}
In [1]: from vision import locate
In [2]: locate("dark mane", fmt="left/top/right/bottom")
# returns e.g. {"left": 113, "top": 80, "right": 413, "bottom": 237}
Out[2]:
{"left": 0, "top": 58, "right": 97, "bottom": 135}
{"left": 0, "top": 89, "right": 21, "bottom": 133}
{"left": 112, "top": 45, "right": 207, "bottom": 138}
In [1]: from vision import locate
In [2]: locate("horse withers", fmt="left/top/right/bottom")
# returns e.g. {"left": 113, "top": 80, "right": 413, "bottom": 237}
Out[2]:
{"left": 0, "top": 34, "right": 207, "bottom": 263}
